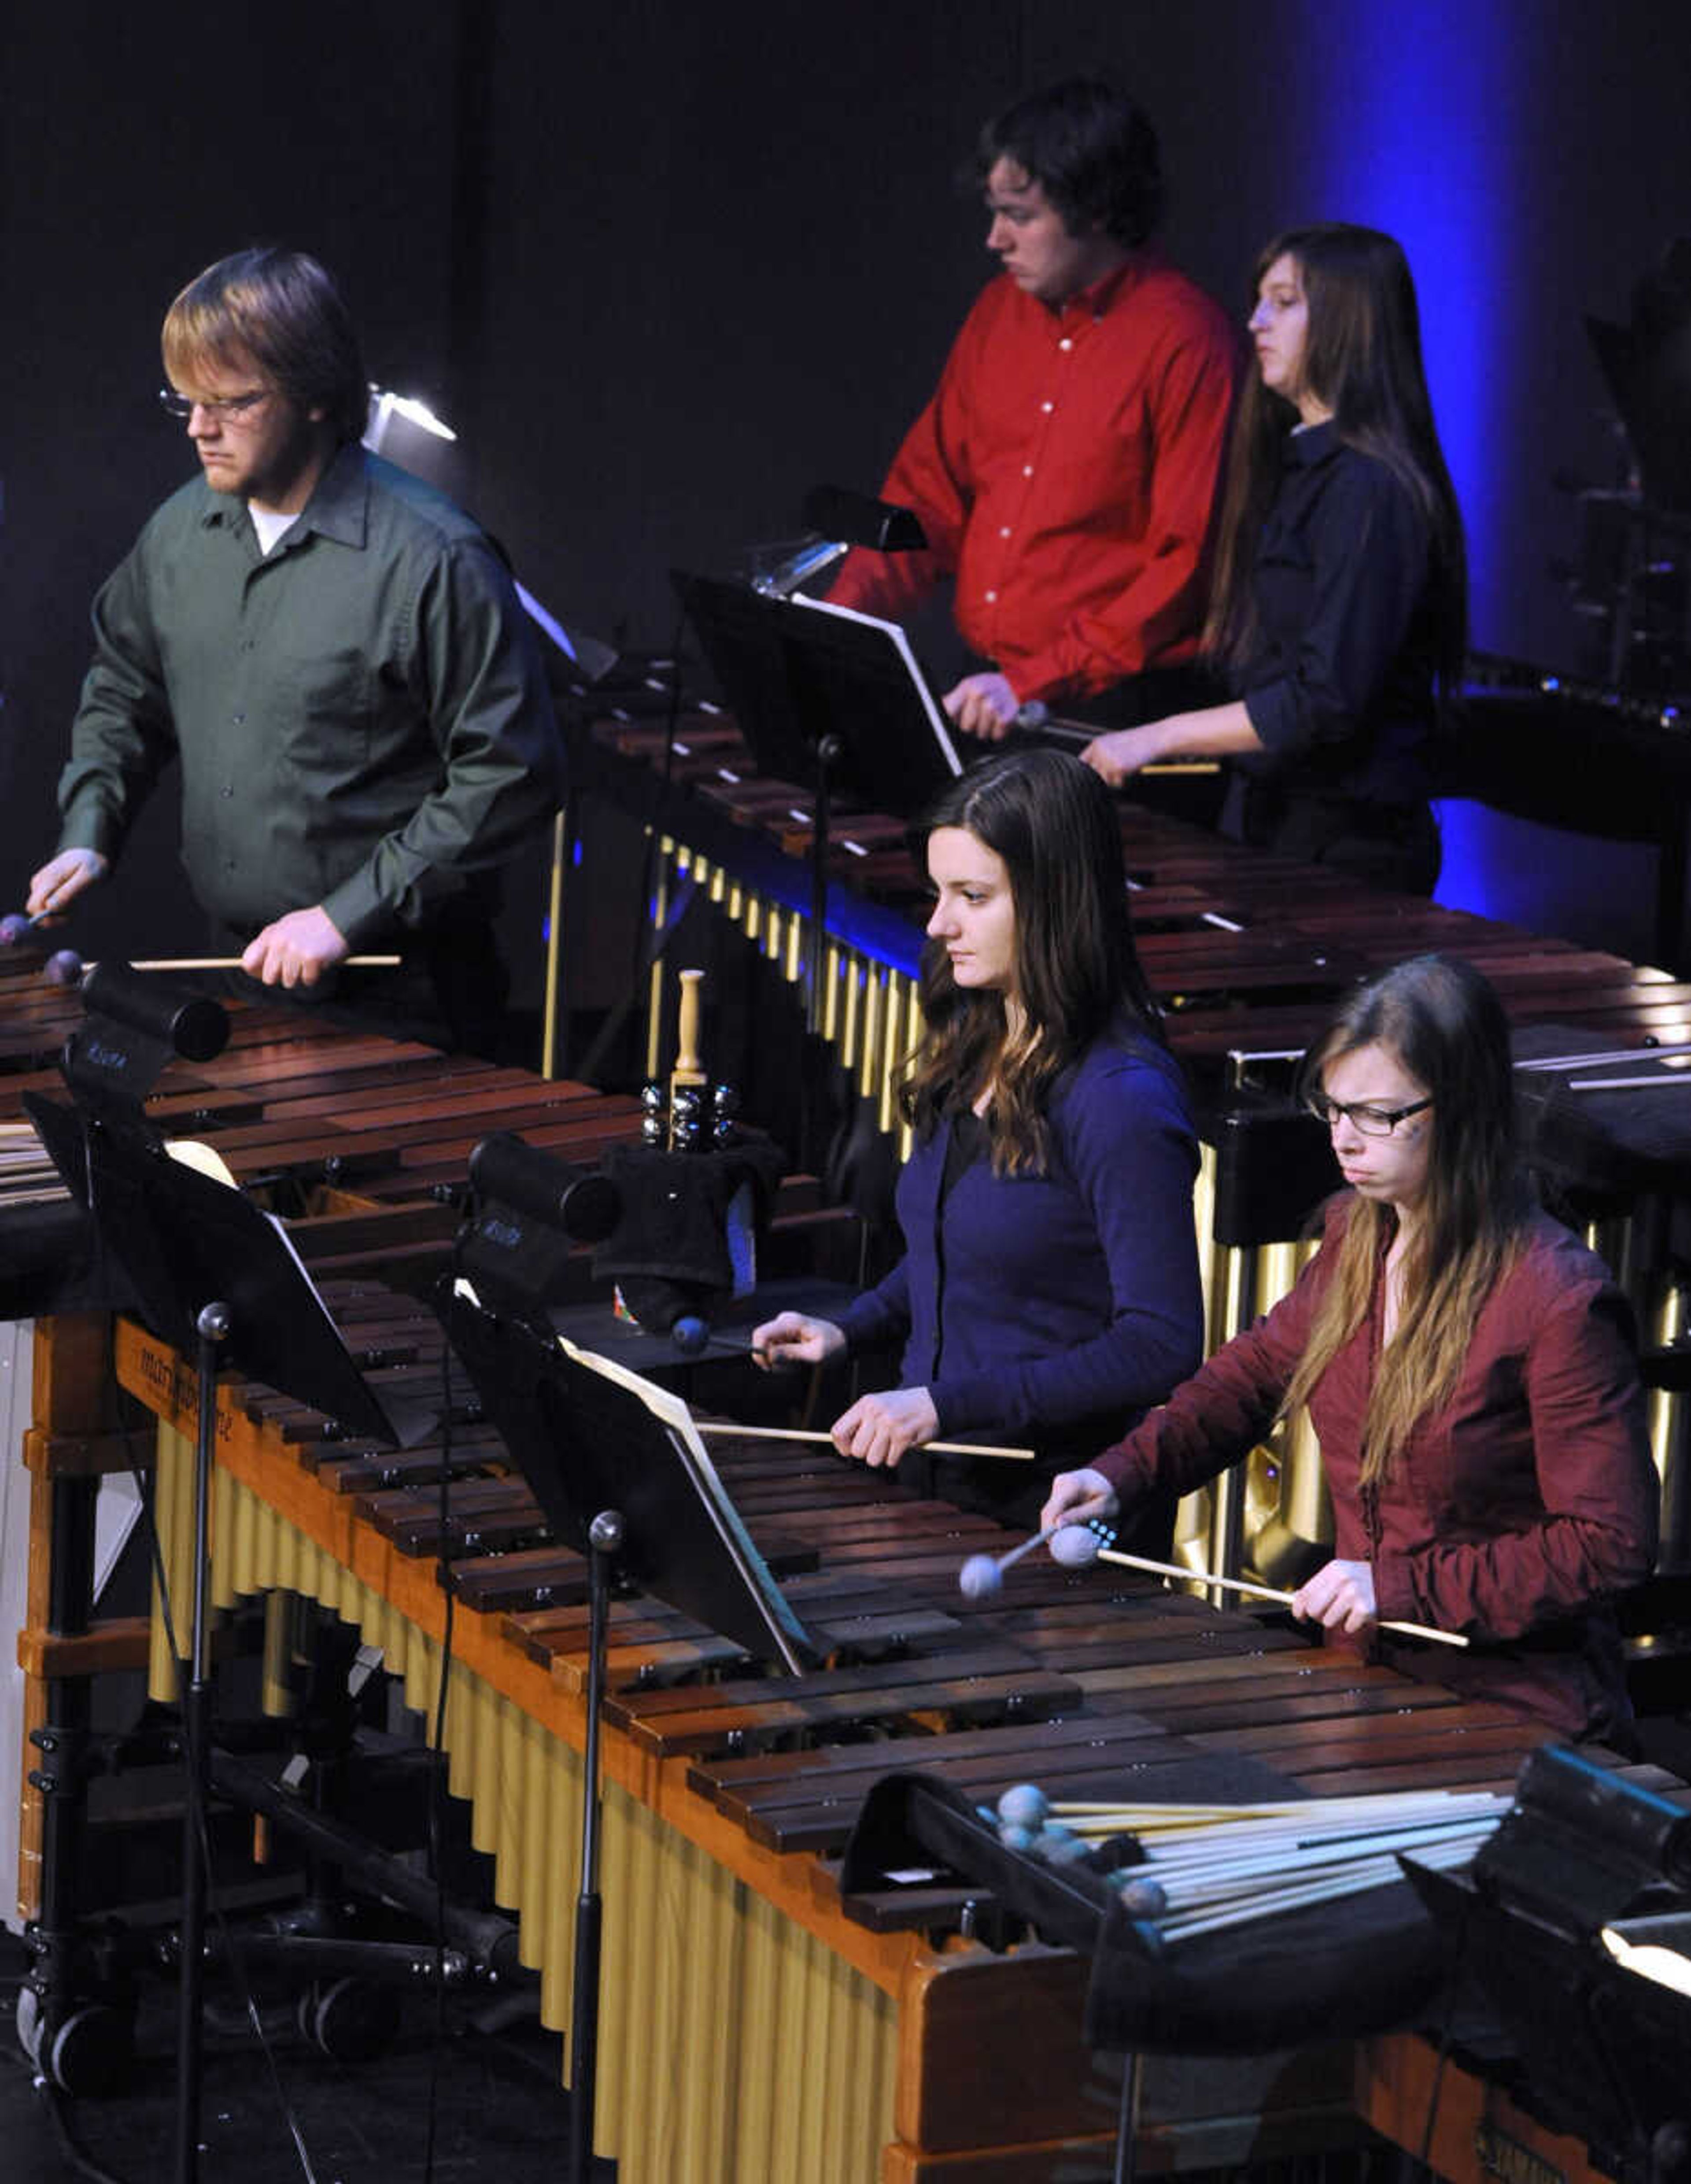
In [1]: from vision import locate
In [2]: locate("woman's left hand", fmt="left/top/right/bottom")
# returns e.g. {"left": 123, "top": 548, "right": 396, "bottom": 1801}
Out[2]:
{"left": 1290, "top": 1557, "right": 1377, "bottom": 1636}
{"left": 830, "top": 1386, "right": 939, "bottom": 1468}
{"left": 1080, "top": 724, "right": 1165, "bottom": 786}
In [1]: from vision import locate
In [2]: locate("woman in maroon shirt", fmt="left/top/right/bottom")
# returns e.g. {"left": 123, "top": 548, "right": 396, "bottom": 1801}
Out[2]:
{"left": 1042, "top": 953, "right": 1659, "bottom": 1742}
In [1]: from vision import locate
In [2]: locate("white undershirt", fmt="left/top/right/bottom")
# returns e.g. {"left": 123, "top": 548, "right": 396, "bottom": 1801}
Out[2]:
{"left": 248, "top": 505, "right": 296, "bottom": 555}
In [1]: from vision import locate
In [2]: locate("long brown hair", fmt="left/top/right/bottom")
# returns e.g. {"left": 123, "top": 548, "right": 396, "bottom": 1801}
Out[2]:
{"left": 1277, "top": 955, "right": 1533, "bottom": 1481}
{"left": 901, "top": 748, "right": 1163, "bottom": 1173}
{"left": 1204, "top": 224, "right": 1468, "bottom": 695}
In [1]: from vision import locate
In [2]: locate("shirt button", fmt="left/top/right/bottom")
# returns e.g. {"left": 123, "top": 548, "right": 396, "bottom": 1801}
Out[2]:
{"left": 999, "top": 526, "right": 1012, "bottom": 539}
{"left": 240, "top": 640, "right": 255, "bottom": 653}
{"left": 1040, "top": 401, "right": 1054, "bottom": 413}
{"left": 1059, "top": 337, "right": 1073, "bottom": 352}
{"left": 232, "top": 712, "right": 246, "bottom": 724}
{"left": 1022, "top": 465, "right": 1034, "bottom": 478}
{"left": 984, "top": 589, "right": 998, "bottom": 603}
{"left": 220, "top": 785, "right": 233, "bottom": 799}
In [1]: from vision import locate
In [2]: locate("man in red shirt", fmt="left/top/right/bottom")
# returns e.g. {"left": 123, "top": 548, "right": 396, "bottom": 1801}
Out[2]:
{"left": 831, "top": 79, "right": 1238, "bottom": 739}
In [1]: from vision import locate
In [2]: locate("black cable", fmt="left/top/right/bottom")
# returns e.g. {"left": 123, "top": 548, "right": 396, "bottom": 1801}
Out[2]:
{"left": 1412, "top": 1891, "right": 1477, "bottom": 2180}
{"left": 30, "top": 2071, "right": 134, "bottom": 2184}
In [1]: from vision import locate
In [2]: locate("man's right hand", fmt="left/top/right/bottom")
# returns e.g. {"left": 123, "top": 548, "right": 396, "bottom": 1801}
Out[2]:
{"left": 26, "top": 848, "right": 108, "bottom": 923}
{"left": 942, "top": 671, "right": 1021, "bottom": 742}
{"left": 750, "top": 1311, "right": 846, "bottom": 1369}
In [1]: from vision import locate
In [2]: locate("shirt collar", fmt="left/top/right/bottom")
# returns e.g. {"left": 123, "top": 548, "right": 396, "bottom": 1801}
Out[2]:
{"left": 1281, "top": 418, "right": 1342, "bottom": 470}
{"left": 198, "top": 439, "right": 369, "bottom": 547}
{"left": 1058, "top": 251, "right": 1148, "bottom": 324}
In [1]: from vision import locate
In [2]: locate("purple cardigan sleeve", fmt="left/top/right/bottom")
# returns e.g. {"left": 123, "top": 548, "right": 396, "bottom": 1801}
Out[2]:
{"left": 930, "top": 1054, "right": 1204, "bottom": 1438}
{"left": 835, "top": 1260, "right": 912, "bottom": 1357}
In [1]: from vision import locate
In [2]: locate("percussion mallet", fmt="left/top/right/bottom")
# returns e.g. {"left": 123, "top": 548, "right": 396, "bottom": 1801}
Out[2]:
{"left": 1051, "top": 1524, "right": 1468, "bottom": 1647}
{"left": 959, "top": 1523, "right": 1096, "bottom": 1601}
{"left": 43, "top": 953, "right": 403, "bottom": 983}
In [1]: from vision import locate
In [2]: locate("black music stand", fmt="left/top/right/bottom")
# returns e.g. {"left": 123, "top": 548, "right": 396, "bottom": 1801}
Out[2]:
{"left": 24, "top": 1091, "right": 407, "bottom": 2184}
{"left": 1403, "top": 1743, "right": 1691, "bottom": 2182}
{"left": 436, "top": 1280, "right": 819, "bottom": 2184}
{"left": 672, "top": 571, "right": 962, "bottom": 1007}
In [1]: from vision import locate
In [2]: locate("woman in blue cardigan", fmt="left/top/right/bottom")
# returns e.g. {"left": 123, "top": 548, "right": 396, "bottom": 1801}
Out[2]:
{"left": 752, "top": 746, "right": 1204, "bottom": 1533}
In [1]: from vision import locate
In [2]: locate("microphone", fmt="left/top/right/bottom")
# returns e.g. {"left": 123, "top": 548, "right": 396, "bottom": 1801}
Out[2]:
{"left": 1010, "top": 699, "right": 1093, "bottom": 748}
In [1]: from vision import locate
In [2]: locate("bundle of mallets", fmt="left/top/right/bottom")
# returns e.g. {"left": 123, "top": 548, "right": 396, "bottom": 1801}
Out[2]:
{"left": 983, "top": 1780, "right": 1510, "bottom": 1944}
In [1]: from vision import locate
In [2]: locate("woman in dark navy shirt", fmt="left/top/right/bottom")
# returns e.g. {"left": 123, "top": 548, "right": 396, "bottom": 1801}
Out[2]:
{"left": 751, "top": 747, "right": 1203, "bottom": 1532}
{"left": 1082, "top": 224, "right": 1467, "bottom": 894}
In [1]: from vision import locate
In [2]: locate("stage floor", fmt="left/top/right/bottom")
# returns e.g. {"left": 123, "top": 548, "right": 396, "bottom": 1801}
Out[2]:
{"left": 0, "top": 1926, "right": 585, "bottom": 2184}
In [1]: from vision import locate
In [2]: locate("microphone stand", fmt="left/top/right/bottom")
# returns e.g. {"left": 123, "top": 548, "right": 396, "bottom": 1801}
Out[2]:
{"left": 806, "top": 732, "right": 844, "bottom": 1033}
{"left": 566, "top": 1511, "right": 623, "bottom": 2184}
{"left": 174, "top": 1299, "right": 230, "bottom": 2184}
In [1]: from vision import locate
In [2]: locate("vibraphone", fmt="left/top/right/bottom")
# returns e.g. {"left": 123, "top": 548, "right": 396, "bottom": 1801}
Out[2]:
{"left": 4, "top": 947, "right": 1687, "bottom": 2180}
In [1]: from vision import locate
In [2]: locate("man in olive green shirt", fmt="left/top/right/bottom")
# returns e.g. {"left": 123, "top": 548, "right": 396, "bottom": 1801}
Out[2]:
{"left": 28, "top": 247, "right": 562, "bottom": 1054}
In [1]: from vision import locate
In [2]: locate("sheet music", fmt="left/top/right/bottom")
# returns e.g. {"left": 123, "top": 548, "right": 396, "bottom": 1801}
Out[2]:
{"left": 790, "top": 591, "right": 965, "bottom": 775}
{"left": 0, "top": 1120, "right": 67, "bottom": 1206}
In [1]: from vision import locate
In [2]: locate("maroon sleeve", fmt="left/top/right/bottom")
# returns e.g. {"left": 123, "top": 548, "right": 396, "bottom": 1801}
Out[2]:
{"left": 1374, "top": 1279, "right": 1659, "bottom": 1638}
{"left": 1096, "top": 1227, "right": 1330, "bottom": 1509}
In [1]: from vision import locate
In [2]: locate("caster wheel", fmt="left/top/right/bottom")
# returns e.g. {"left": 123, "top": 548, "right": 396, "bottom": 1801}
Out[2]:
{"left": 15, "top": 1987, "right": 42, "bottom": 2066}
{"left": 19, "top": 1995, "right": 133, "bottom": 2096}
{"left": 296, "top": 1976, "right": 401, "bottom": 2064}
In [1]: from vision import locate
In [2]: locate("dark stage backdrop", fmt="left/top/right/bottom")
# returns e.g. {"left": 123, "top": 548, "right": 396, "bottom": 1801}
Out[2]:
{"left": 4, "top": 1, "right": 1690, "bottom": 982}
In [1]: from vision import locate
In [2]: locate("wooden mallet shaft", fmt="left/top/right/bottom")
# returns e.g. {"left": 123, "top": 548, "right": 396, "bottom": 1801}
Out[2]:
{"left": 694, "top": 1420, "right": 1035, "bottom": 1461}
{"left": 1095, "top": 1544, "right": 1467, "bottom": 1648}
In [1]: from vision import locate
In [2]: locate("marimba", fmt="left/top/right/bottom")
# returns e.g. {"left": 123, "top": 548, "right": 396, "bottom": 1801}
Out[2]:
{"left": 575, "top": 703, "right": 1691, "bottom": 1582}
{"left": 3, "top": 948, "right": 1687, "bottom": 2180}
{"left": 116, "top": 1292, "right": 1691, "bottom": 2183}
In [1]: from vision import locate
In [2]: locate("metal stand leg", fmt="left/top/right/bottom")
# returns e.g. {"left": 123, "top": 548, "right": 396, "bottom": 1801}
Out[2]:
{"left": 173, "top": 1300, "right": 229, "bottom": 2184}
{"left": 567, "top": 1509, "right": 621, "bottom": 2184}
{"left": 1112, "top": 2050, "right": 1142, "bottom": 2184}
